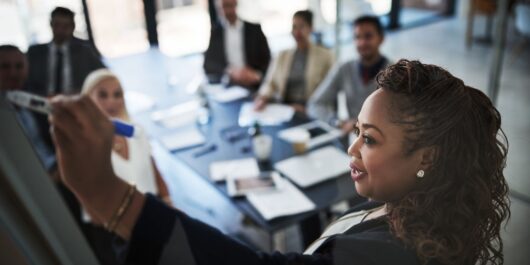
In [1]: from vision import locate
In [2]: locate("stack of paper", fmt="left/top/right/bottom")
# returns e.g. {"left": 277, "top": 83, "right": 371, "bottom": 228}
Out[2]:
{"left": 278, "top": 120, "right": 343, "bottom": 149}
{"left": 238, "top": 102, "right": 295, "bottom": 127}
{"left": 209, "top": 158, "right": 260, "bottom": 182}
{"left": 247, "top": 177, "right": 316, "bottom": 220}
{"left": 274, "top": 146, "right": 351, "bottom": 188}
{"left": 124, "top": 91, "right": 155, "bottom": 114}
{"left": 151, "top": 100, "right": 201, "bottom": 128}
{"left": 160, "top": 127, "right": 205, "bottom": 151}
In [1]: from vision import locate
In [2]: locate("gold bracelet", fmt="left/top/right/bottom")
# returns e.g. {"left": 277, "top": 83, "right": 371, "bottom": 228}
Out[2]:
{"left": 105, "top": 184, "right": 136, "bottom": 233}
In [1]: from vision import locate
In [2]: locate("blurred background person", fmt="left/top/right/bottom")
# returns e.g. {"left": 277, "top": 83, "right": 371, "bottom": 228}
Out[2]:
{"left": 308, "top": 15, "right": 391, "bottom": 134}
{"left": 0, "top": 45, "right": 83, "bottom": 262}
{"left": 26, "top": 7, "right": 104, "bottom": 97}
{"left": 77, "top": 69, "right": 171, "bottom": 264}
{"left": 203, "top": 0, "right": 271, "bottom": 90}
{"left": 255, "top": 10, "right": 334, "bottom": 113}
{"left": 81, "top": 69, "right": 171, "bottom": 207}
{"left": 0, "top": 44, "right": 56, "bottom": 172}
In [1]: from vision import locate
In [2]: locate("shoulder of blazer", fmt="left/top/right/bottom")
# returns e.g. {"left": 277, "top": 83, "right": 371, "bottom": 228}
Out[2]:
{"left": 242, "top": 20, "right": 261, "bottom": 29}
{"left": 210, "top": 22, "right": 224, "bottom": 32}
{"left": 27, "top": 44, "right": 48, "bottom": 55}
{"left": 308, "top": 44, "right": 333, "bottom": 63}
{"left": 242, "top": 20, "right": 264, "bottom": 36}
{"left": 309, "top": 44, "right": 331, "bottom": 55}
{"left": 278, "top": 48, "right": 294, "bottom": 59}
{"left": 316, "top": 217, "right": 419, "bottom": 264}
{"left": 331, "top": 231, "right": 420, "bottom": 265}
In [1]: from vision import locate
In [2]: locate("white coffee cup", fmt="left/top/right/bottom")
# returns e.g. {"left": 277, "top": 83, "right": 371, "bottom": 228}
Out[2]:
{"left": 283, "top": 128, "right": 310, "bottom": 154}
{"left": 252, "top": 134, "right": 273, "bottom": 161}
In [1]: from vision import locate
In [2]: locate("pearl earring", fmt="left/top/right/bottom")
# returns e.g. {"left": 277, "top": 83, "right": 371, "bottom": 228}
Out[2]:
{"left": 416, "top": 170, "right": 425, "bottom": 178}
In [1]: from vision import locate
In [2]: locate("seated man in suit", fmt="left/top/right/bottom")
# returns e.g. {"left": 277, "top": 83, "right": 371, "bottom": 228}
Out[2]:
{"left": 203, "top": 0, "right": 271, "bottom": 90}
{"left": 26, "top": 6, "right": 105, "bottom": 96}
{"left": 308, "top": 15, "right": 391, "bottom": 134}
{"left": 0, "top": 45, "right": 56, "bottom": 172}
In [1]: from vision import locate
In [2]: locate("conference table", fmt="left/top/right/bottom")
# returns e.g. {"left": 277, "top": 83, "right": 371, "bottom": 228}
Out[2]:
{"left": 135, "top": 91, "right": 358, "bottom": 250}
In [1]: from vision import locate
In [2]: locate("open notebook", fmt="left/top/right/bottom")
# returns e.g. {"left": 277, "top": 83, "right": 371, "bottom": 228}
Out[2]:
{"left": 274, "top": 146, "right": 351, "bottom": 188}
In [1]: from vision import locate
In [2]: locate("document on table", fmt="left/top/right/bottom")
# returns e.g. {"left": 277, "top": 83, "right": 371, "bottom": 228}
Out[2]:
{"left": 278, "top": 120, "right": 343, "bottom": 149}
{"left": 150, "top": 100, "right": 201, "bottom": 128}
{"left": 274, "top": 146, "right": 351, "bottom": 188}
{"left": 209, "top": 158, "right": 260, "bottom": 182}
{"left": 124, "top": 91, "right": 155, "bottom": 114}
{"left": 238, "top": 102, "right": 295, "bottom": 127}
{"left": 159, "top": 126, "right": 205, "bottom": 151}
{"left": 247, "top": 177, "right": 316, "bottom": 220}
{"left": 209, "top": 86, "right": 250, "bottom": 103}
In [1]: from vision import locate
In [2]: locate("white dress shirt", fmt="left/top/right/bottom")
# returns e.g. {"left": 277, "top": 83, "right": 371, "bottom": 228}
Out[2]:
{"left": 110, "top": 128, "right": 158, "bottom": 195}
{"left": 224, "top": 19, "right": 245, "bottom": 68}
{"left": 47, "top": 42, "right": 73, "bottom": 95}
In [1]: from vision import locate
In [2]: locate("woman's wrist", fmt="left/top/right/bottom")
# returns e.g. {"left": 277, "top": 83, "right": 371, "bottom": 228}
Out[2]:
{"left": 77, "top": 176, "right": 127, "bottom": 224}
{"left": 112, "top": 189, "right": 146, "bottom": 240}
{"left": 77, "top": 176, "right": 146, "bottom": 240}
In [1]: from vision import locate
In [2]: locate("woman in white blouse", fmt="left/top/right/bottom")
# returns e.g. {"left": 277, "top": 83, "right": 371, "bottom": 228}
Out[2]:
{"left": 81, "top": 69, "right": 171, "bottom": 213}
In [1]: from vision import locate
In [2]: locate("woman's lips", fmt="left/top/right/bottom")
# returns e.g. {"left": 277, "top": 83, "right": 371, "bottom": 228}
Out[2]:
{"left": 349, "top": 162, "right": 367, "bottom": 181}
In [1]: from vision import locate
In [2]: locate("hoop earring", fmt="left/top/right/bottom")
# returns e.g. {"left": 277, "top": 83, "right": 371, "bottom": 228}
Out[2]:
{"left": 416, "top": 170, "right": 425, "bottom": 178}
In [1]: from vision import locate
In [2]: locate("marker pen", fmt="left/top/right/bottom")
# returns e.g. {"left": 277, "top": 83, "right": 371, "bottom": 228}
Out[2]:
{"left": 6, "top": 91, "right": 137, "bottom": 138}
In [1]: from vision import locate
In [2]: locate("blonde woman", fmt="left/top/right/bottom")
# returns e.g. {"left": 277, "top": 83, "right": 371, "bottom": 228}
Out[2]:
{"left": 81, "top": 69, "right": 170, "bottom": 210}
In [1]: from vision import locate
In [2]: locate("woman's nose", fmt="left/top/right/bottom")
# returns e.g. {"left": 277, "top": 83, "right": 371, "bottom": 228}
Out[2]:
{"left": 347, "top": 135, "right": 362, "bottom": 160}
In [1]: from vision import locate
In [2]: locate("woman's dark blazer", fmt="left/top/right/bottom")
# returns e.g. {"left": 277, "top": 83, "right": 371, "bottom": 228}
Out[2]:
{"left": 123, "top": 194, "right": 426, "bottom": 265}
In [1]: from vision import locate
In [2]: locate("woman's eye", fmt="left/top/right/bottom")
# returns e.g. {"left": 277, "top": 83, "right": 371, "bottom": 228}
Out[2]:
{"left": 363, "top": 135, "right": 376, "bottom": 145}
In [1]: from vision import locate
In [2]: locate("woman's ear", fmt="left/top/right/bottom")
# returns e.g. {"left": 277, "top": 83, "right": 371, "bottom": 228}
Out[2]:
{"left": 420, "top": 146, "right": 437, "bottom": 171}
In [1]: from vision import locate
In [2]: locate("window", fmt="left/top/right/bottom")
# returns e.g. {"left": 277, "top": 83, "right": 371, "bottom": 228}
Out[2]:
{"left": 156, "top": 0, "right": 211, "bottom": 57}
{"left": 0, "top": 0, "right": 87, "bottom": 51}
{"left": 238, "top": 0, "right": 308, "bottom": 52}
{"left": 86, "top": 0, "right": 149, "bottom": 58}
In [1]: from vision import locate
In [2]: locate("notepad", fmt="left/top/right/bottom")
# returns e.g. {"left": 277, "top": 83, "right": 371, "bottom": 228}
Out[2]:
{"left": 151, "top": 100, "right": 201, "bottom": 128}
{"left": 238, "top": 102, "right": 295, "bottom": 127}
{"left": 124, "top": 91, "right": 155, "bottom": 114}
{"left": 274, "top": 146, "right": 351, "bottom": 188}
{"left": 160, "top": 127, "right": 205, "bottom": 151}
{"left": 247, "top": 177, "right": 316, "bottom": 220}
{"left": 209, "top": 158, "right": 260, "bottom": 182}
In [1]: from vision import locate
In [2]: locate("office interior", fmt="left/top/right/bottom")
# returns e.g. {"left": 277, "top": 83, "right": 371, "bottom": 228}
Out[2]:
{"left": 0, "top": 0, "right": 529, "bottom": 264}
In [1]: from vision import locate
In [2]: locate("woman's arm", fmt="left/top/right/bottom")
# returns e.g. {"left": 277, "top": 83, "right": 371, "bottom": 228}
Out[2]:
{"left": 49, "top": 95, "right": 145, "bottom": 240}
{"left": 126, "top": 193, "right": 333, "bottom": 265}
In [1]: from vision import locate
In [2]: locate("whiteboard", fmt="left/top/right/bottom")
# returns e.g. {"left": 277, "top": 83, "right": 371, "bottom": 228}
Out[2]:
{"left": 0, "top": 97, "right": 99, "bottom": 264}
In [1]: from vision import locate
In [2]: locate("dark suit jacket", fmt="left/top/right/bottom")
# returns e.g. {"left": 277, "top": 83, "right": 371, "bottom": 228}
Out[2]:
{"left": 124, "top": 195, "right": 438, "bottom": 265}
{"left": 203, "top": 20, "right": 271, "bottom": 88}
{"left": 26, "top": 40, "right": 105, "bottom": 96}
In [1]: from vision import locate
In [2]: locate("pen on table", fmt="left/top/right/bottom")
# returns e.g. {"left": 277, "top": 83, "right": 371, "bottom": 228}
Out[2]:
{"left": 5, "top": 91, "right": 138, "bottom": 138}
{"left": 194, "top": 144, "right": 217, "bottom": 157}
